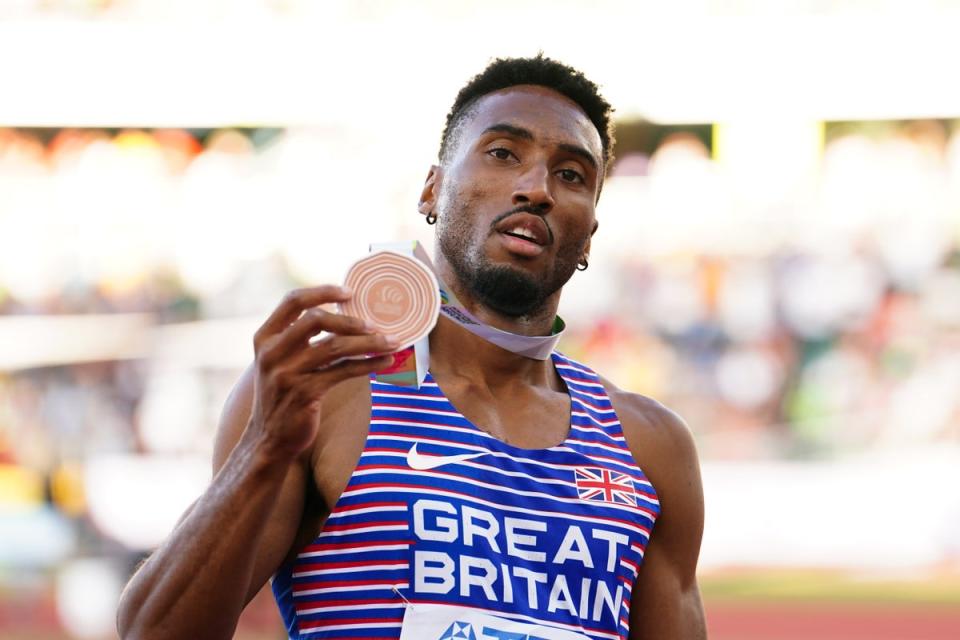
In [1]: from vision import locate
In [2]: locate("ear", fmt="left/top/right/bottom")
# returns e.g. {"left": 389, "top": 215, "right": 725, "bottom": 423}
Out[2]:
{"left": 418, "top": 165, "right": 442, "bottom": 218}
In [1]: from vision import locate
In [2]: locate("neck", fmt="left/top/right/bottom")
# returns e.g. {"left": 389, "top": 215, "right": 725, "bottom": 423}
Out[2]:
{"left": 428, "top": 315, "right": 559, "bottom": 390}
{"left": 429, "top": 252, "right": 562, "bottom": 388}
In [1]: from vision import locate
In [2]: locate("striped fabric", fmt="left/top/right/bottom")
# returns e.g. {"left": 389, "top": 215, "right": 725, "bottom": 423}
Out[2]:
{"left": 273, "top": 352, "right": 660, "bottom": 640}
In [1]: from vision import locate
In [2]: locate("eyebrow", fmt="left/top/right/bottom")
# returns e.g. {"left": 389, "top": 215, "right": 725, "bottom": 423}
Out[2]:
{"left": 481, "top": 123, "right": 599, "bottom": 172}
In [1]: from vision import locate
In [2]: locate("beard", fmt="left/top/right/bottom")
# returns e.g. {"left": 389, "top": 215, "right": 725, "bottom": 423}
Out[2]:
{"left": 436, "top": 202, "right": 585, "bottom": 319}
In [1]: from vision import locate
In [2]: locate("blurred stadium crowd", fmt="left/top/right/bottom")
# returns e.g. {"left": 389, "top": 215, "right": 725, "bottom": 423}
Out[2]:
{"left": 3, "top": 117, "right": 960, "bottom": 633}
{"left": 4, "top": 117, "right": 960, "bottom": 456}
{"left": 572, "top": 119, "right": 960, "bottom": 459}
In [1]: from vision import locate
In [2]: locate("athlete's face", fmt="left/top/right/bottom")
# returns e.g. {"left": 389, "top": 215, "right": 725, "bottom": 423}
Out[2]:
{"left": 421, "top": 86, "right": 602, "bottom": 318}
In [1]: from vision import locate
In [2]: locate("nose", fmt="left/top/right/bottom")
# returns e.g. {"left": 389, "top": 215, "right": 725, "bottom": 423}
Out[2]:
{"left": 512, "top": 164, "right": 555, "bottom": 214}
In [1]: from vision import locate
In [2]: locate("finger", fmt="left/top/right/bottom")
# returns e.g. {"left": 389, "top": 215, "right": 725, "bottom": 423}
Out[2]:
{"left": 293, "top": 333, "right": 401, "bottom": 372}
{"left": 305, "top": 352, "right": 396, "bottom": 388}
{"left": 256, "top": 286, "right": 353, "bottom": 344}
{"left": 266, "top": 308, "right": 373, "bottom": 364}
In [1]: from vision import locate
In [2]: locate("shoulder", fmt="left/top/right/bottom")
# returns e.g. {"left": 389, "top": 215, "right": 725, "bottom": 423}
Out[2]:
{"left": 555, "top": 352, "right": 693, "bottom": 455}
{"left": 597, "top": 374, "right": 702, "bottom": 506}
{"left": 604, "top": 379, "right": 695, "bottom": 457}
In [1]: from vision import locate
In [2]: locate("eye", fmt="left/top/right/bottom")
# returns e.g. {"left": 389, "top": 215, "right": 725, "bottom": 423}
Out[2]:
{"left": 557, "top": 168, "right": 584, "bottom": 184}
{"left": 488, "top": 147, "right": 514, "bottom": 161}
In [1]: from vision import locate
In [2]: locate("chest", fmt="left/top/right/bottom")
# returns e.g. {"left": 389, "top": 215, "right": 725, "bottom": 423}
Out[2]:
{"left": 284, "top": 376, "right": 661, "bottom": 639}
{"left": 436, "top": 377, "right": 571, "bottom": 448}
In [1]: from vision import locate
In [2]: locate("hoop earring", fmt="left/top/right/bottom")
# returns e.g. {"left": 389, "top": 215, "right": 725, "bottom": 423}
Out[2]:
{"left": 425, "top": 211, "right": 437, "bottom": 225}
{"left": 577, "top": 257, "right": 588, "bottom": 271}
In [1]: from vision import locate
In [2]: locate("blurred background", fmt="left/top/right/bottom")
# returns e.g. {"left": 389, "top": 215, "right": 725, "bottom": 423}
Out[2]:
{"left": 2, "top": 1, "right": 960, "bottom": 639}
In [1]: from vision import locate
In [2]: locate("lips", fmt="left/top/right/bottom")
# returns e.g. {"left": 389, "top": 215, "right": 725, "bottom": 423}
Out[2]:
{"left": 494, "top": 212, "right": 552, "bottom": 247}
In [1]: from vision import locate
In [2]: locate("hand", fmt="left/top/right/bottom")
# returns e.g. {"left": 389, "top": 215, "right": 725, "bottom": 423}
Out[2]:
{"left": 248, "top": 286, "right": 398, "bottom": 461}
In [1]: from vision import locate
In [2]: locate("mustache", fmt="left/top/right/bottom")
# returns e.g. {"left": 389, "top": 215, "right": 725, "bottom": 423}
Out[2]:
{"left": 491, "top": 205, "right": 555, "bottom": 245}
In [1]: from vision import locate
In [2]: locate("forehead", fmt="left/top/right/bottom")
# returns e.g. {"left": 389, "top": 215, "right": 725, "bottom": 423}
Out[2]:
{"left": 457, "top": 85, "right": 602, "bottom": 160}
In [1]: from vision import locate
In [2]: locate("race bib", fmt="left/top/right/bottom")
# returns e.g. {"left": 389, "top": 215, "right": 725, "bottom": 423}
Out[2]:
{"left": 399, "top": 603, "right": 591, "bottom": 640}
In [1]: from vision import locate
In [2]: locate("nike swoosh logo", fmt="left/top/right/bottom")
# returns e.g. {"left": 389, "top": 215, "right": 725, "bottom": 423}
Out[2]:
{"left": 406, "top": 443, "right": 486, "bottom": 470}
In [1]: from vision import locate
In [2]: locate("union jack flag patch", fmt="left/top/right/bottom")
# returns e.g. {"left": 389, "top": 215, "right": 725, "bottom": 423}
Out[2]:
{"left": 575, "top": 467, "right": 637, "bottom": 506}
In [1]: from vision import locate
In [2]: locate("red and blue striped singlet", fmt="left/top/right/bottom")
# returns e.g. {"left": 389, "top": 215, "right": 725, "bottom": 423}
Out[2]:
{"left": 272, "top": 352, "right": 660, "bottom": 640}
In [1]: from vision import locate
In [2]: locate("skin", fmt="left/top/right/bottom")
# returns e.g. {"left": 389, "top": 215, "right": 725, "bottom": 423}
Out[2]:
{"left": 116, "top": 85, "right": 706, "bottom": 640}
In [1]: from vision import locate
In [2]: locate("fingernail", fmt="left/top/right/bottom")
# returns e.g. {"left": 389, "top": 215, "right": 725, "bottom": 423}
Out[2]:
{"left": 340, "top": 286, "right": 353, "bottom": 296}
{"left": 385, "top": 334, "right": 400, "bottom": 345}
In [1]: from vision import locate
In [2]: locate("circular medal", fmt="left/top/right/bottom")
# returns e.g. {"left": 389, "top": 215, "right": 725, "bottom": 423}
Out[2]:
{"left": 340, "top": 250, "right": 440, "bottom": 351}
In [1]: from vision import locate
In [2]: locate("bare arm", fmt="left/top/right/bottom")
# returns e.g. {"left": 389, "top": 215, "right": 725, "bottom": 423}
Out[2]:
{"left": 116, "top": 287, "right": 398, "bottom": 640}
{"left": 611, "top": 391, "right": 707, "bottom": 640}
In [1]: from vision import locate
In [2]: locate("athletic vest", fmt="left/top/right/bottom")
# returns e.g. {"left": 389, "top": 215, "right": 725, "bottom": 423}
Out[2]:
{"left": 272, "top": 352, "right": 660, "bottom": 640}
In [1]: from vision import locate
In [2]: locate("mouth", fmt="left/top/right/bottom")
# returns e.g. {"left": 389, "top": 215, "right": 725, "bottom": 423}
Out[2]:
{"left": 494, "top": 212, "right": 551, "bottom": 248}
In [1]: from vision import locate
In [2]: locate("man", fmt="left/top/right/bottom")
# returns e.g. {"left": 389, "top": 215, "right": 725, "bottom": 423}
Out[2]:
{"left": 117, "top": 55, "right": 706, "bottom": 640}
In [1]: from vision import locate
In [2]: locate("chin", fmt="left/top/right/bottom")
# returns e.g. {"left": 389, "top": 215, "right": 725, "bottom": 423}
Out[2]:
{"left": 470, "top": 263, "right": 547, "bottom": 318}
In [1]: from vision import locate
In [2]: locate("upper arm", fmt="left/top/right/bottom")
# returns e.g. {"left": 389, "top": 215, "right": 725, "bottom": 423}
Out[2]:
{"left": 610, "top": 391, "right": 706, "bottom": 640}
{"left": 214, "top": 365, "right": 312, "bottom": 605}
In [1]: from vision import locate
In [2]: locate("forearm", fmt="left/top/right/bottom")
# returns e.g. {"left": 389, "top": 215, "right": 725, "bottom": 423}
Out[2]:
{"left": 116, "top": 433, "right": 293, "bottom": 640}
{"left": 682, "top": 585, "right": 707, "bottom": 640}
{"left": 661, "top": 583, "right": 707, "bottom": 640}
{"left": 630, "top": 572, "right": 707, "bottom": 639}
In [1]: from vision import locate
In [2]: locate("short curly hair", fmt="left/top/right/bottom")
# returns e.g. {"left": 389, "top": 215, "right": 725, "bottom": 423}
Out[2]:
{"left": 439, "top": 54, "right": 615, "bottom": 175}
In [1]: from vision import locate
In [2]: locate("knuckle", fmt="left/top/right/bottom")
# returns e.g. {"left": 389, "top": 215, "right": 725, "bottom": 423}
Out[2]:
{"left": 273, "top": 369, "right": 295, "bottom": 389}
{"left": 350, "top": 315, "right": 369, "bottom": 332}
{"left": 350, "top": 357, "right": 384, "bottom": 377}
{"left": 254, "top": 324, "right": 279, "bottom": 352}
{"left": 324, "top": 339, "right": 344, "bottom": 358}
{"left": 255, "top": 336, "right": 281, "bottom": 367}
{"left": 306, "top": 308, "right": 329, "bottom": 325}
{"left": 281, "top": 289, "right": 303, "bottom": 308}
